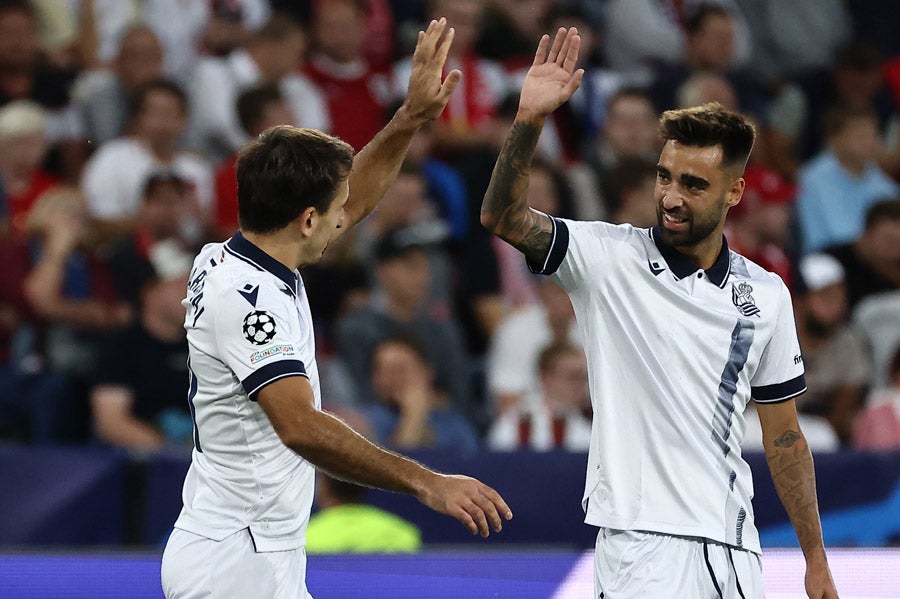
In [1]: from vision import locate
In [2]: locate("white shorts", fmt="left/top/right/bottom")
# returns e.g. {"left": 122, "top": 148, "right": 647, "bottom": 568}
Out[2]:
{"left": 161, "top": 528, "right": 311, "bottom": 599}
{"left": 594, "top": 528, "right": 763, "bottom": 599}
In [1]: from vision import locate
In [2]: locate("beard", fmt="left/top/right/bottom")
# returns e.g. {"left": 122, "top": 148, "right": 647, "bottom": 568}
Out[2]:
{"left": 656, "top": 199, "right": 726, "bottom": 248}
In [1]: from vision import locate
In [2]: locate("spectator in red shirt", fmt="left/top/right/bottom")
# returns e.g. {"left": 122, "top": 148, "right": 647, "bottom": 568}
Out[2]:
{"left": 306, "top": 0, "right": 391, "bottom": 151}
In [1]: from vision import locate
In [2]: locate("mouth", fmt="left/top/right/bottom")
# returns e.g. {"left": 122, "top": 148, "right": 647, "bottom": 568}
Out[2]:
{"left": 662, "top": 212, "right": 689, "bottom": 231}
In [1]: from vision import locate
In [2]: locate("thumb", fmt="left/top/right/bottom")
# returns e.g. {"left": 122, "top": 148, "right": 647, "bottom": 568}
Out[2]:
{"left": 438, "top": 69, "right": 462, "bottom": 103}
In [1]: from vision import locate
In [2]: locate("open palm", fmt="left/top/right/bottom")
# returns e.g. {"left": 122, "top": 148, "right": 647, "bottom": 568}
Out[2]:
{"left": 518, "top": 27, "right": 584, "bottom": 121}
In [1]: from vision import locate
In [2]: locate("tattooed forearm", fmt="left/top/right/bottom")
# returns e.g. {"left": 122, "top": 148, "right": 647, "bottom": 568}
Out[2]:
{"left": 766, "top": 429, "right": 826, "bottom": 559}
{"left": 481, "top": 121, "right": 553, "bottom": 265}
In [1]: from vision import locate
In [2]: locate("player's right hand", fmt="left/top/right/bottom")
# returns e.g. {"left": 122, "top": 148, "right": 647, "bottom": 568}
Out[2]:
{"left": 417, "top": 473, "right": 513, "bottom": 537}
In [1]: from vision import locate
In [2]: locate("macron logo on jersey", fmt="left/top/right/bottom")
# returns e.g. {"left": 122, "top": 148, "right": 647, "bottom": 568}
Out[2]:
{"left": 238, "top": 284, "right": 259, "bottom": 307}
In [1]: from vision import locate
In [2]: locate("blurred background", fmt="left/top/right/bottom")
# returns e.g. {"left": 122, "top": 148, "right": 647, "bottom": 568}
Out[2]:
{"left": 0, "top": 0, "right": 899, "bottom": 597}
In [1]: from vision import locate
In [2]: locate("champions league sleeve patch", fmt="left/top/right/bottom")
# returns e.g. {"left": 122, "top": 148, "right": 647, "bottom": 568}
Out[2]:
{"left": 242, "top": 310, "right": 278, "bottom": 345}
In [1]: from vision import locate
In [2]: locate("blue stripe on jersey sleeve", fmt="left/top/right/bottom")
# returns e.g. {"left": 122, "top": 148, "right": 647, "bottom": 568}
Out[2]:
{"left": 751, "top": 374, "right": 807, "bottom": 403}
{"left": 242, "top": 360, "right": 308, "bottom": 401}
{"left": 527, "top": 217, "right": 569, "bottom": 275}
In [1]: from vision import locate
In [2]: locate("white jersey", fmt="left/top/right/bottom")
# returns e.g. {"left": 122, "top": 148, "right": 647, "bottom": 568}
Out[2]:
{"left": 530, "top": 219, "right": 806, "bottom": 554}
{"left": 173, "top": 232, "right": 320, "bottom": 552}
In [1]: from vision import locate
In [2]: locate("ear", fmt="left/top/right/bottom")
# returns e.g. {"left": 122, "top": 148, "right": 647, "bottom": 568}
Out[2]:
{"left": 295, "top": 206, "right": 318, "bottom": 238}
{"left": 726, "top": 175, "right": 745, "bottom": 209}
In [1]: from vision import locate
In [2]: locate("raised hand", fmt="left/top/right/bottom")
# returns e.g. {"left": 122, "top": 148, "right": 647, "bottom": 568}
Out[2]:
{"left": 417, "top": 473, "right": 513, "bottom": 537}
{"left": 402, "top": 18, "right": 462, "bottom": 125}
{"left": 518, "top": 27, "right": 584, "bottom": 122}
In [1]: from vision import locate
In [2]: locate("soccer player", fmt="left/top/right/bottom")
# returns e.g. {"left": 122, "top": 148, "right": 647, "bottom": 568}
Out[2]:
{"left": 161, "top": 19, "right": 512, "bottom": 599}
{"left": 480, "top": 28, "right": 838, "bottom": 598}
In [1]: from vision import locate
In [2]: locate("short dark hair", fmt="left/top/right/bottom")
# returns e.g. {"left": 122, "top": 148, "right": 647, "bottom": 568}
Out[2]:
{"left": 833, "top": 41, "right": 883, "bottom": 72}
{"left": 375, "top": 333, "right": 432, "bottom": 369}
{"left": 142, "top": 171, "right": 187, "bottom": 200}
{"left": 823, "top": 104, "right": 877, "bottom": 140}
{"left": 606, "top": 86, "right": 654, "bottom": 116}
{"left": 0, "top": 0, "right": 35, "bottom": 20}
{"left": 864, "top": 199, "right": 900, "bottom": 230}
{"left": 602, "top": 157, "right": 658, "bottom": 215}
{"left": 248, "top": 13, "right": 302, "bottom": 45}
{"left": 537, "top": 341, "right": 581, "bottom": 374}
{"left": 684, "top": 4, "right": 731, "bottom": 35}
{"left": 128, "top": 78, "right": 188, "bottom": 120}
{"left": 237, "top": 84, "right": 284, "bottom": 135}
{"left": 236, "top": 126, "right": 354, "bottom": 233}
{"left": 658, "top": 102, "right": 755, "bottom": 171}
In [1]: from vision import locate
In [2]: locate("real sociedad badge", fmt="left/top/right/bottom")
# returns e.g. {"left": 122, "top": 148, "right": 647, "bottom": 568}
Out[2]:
{"left": 732, "top": 282, "right": 760, "bottom": 317}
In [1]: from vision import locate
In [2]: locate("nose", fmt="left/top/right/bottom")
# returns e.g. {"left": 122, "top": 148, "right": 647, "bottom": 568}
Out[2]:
{"left": 660, "top": 190, "right": 684, "bottom": 211}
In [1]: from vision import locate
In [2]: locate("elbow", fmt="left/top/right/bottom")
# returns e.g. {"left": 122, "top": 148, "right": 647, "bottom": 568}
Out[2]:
{"left": 479, "top": 209, "right": 499, "bottom": 234}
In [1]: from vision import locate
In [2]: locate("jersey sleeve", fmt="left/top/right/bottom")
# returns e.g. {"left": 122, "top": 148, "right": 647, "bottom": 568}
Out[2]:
{"left": 526, "top": 216, "right": 623, "bottom": 293}
{"left": 213, "top": 277, "right": 308, "bottom": 400}
{"left": 750, "top": 278, "right": 807, "bottom": 403}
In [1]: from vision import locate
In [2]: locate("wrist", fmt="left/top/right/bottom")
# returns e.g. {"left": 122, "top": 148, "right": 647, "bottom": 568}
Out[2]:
{"left": 393, "top": 103, "right": 428, "bottom": 133}
{"left": 515, "top": 108, "right": 547, "bottom": 126}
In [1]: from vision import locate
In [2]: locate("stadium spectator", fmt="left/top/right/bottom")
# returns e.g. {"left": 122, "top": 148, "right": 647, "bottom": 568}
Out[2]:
{"left": 105, "top": 171, "right": 206, "bottom": 309}
{"left": 796, "top": 106, "right": 899, "bottom": 255}
{"left": 306, "top": 0, "right": 391, "bottom": 152}
{"left": 80, "top": 78, "right": 213, "bottom": 239}
{"left": 306, "top": 473, "right": 421, "bottom": 553}
{"left": 488, "top": 341, "right": 591, "bottom": 452}
{"left": 794, "top": 253, "right": 871, "bottom": 444}
{"left": 824, "top": 199, "right": 900, "bottom": 310}
{"left": 648, "top": 4, "right": 762, "bottom": 116}
{"left": 475, "top": 0, "right": 555, "bottom": 72}
{"left": 188, "top": 14, "right": 328, "bottom": 162}
{"left": 853, "top": 345, "right": 900, "bottom": 451}
{"left": 601, "top": 0, "right": 752, "bottom": 75}
{"left": 0, "top": 100, "right": 61, "bottom": 237}
{"left": 487, "top": 278, "right": 578, "bottom": 416}
{"left": 70, "top": 25, "right": 164, "bottom": 146}
{"left": 392, "top": 0, "right": 506, "bottom": 157}
{"left": 213, "top": 84, "right": 295, "bottom": 238}
{"left": 601, "top": 157, "right": 658, "bottom": 228}
{"left": 676, "top": 71, "right": 739, "bottom": 111}
{"left": 89, "top": 241, "right": 194, "bottom": 451}
{"left": 336, "top": 226, "right": 471, "bottom": 414}
{"left": 363, "top": 334, "right": 478, "bottom": 454}
{"left": 724, "top": 164, "right": 796, "bottom": 289}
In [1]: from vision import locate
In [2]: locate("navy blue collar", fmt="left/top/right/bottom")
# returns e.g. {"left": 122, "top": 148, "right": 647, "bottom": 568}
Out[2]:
{"left": 650, "top": 226, "right": 731, "bottom": 287}
{"left": 225, "top": 231, "right": 298, "bottom": 293}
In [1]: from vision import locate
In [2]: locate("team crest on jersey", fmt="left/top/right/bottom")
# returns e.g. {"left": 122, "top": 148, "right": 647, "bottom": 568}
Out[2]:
{"left": 242, "top": 310, "right": 277, "bottom": 345}
{"left": 732, "top": 282, "right": 760, "bottom": 317}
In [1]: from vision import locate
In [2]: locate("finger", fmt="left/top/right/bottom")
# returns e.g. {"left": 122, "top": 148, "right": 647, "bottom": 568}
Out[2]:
{"left": 413, "top": 19, "right": 439, "bottom": 62}
{"left": 547, "top": 27, "right": 566, "bottom": 64}
{"left": 472, "top": 491, "right": 503, "bottom": 533}
{"left": 451, "top": 505, "right": 479, "bottom": 535}
{"left": 563, "top": 33, "right": 581, "bottom": 72}
{"left": 556, "top": 27, "right": 577, "bottom": 67}
{"left": 481, "top": 485, "right": 513, "bottom": 521}
{"left": 438, "top": 69, "right": 462, "bottom": 103}
{"left": 562, "top": 68, "right": 585, "bottom": 99}
{"left": 532, "top": 34, "right": 550, "bottom": 66}
{"left": 466, "top": 501, "right": 491, "bottom": 538}
{"left": 423, "top": 17, "right": 447, "bottom": 58}
{"left": 434, "top": 27, "right": 455, "bottom": 68}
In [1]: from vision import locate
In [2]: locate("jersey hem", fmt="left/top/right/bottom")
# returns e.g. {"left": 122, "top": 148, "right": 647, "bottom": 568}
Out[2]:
{"left": 583, "top": 515, "right": 762, "bottom": 555}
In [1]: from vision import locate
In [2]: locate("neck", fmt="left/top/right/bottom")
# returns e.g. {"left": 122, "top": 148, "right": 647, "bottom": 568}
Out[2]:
{"left": 241, "top": 229, "right": 305, "bottom": 271}
{"left": 677, "top": 231, "right": 724, "bottom": 271}
{"left": 833, "top": 149, "right": 867, "bottom": 176}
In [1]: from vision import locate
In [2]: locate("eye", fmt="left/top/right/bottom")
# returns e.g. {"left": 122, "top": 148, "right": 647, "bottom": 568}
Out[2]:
{"left": 657, "top": 172, "right": 670, "bottom": 183}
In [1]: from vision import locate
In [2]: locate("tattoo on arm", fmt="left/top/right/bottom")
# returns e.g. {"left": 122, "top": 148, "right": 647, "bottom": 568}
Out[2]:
{"left": 481, "top": 121, "right": 553, "bottom": 265}
{"left": 774, "top": 430, "right": 801, "bottom": 447}
{"left": 766, "top": 429, "right": 825, "bottom": 559}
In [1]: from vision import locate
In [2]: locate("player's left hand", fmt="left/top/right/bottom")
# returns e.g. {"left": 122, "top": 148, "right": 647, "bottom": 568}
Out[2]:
{"left": 401, "top": 18, "right": 461, "bottom": 125}
{"left": 805, "top": 561, "right": 839, "bottom": 598}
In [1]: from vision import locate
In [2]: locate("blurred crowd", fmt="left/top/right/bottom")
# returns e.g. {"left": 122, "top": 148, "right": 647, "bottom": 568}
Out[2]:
{"left": 1, "top": 0, "right": 899, "bottom": 456}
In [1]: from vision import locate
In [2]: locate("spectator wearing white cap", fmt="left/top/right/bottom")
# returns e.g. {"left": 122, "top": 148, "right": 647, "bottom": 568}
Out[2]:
{"left": 793, "top": 253, "right": 872, "bottom": 443}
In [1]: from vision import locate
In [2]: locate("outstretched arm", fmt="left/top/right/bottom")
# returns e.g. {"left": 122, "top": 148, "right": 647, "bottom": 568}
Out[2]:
{"left": 480, "top": 28, "right": 583, "bottom": 264}
{"left": 258, "top": 376, "right": 512, "bottom": 538}
{"left": 758, "top": 400, "right": 838, "bottom": 599}
{"left": 340, "top": 18, "right": 461, "bottom": 234}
